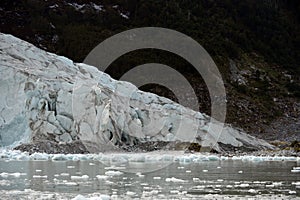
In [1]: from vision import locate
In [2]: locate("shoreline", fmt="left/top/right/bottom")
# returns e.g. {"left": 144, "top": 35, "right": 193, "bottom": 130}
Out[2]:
{"left": 1, "top": 148, "right": 299, "bottom": 163}
{"left": 11, "top": 140, "right": 300, "bottom": 158}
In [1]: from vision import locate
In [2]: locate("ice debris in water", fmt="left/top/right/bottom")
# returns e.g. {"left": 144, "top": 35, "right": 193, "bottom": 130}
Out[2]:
{"left": 0, "top": 149, "right": 299, "bottom": 163}
{"left": 288, "top": 190, "right": 297, "bottom": 195}
{"left": 33, "top": 175, "right": 47, "bottom": 179}
{"left": 105, "top": 171, "right": 123, "bottom": 176}
{"left": 126, "top": 191, "right": 136, "bottom": 196}
{"left": 96, "top": 175, "right": 109, "bottom": 180}
{"left": 291, "top": 167, "right": 300, "bottom": 173}
{"left": 248, "top": 189, "right": 258, "bottom": 194}
{"left": 292, "top": 182, "right": 300, "bottom": 187}
{"left": 70, "top": 175, "right": 89, "bottom": 181}
{"left": 72, "top": 194, "right": 111, "bottom": 200}
{"left": 0, "top": 172, "right": 26, "bottom": 178}
{"left": 165, "top": 177, "right": 187, "bottom": 183}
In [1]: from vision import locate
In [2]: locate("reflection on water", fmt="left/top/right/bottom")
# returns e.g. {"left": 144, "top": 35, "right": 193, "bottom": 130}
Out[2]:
{"left": 0, "top": 159, "right": 299, "bottom": 199}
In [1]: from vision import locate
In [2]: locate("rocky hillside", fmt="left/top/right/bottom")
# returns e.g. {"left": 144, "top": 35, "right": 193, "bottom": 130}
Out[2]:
{"left": 1, "top": 0, "right": 299, "bottom": 141}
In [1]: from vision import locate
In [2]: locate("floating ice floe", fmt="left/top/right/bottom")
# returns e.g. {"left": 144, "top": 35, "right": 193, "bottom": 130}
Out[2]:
{"left": 63, "top": 182, "right": 78, "bottom": 186}
{"left": 291, "top": 167, "right": 300, "bottom": 173}
{"left": 136, "top": 172, "right": 144, "bottom": 177}
{"left": 104, "top": 171, "right": 123, "bottom": 176}
{"left": 165, "top": 177, "right": 187, "bottom": 183}
{"left": 192, "top": 178, "right": 200, "bottom": 182}
{"left": 142, "top": 189, "right": 159, "bottom": 196}
{"left": 292, "top": 182, "right": 300, "bottom": 186}
{"left": 266, "top": 184, "right": 275, "bottom": 188}
{"left": 248, "top": 189, "right": 258, "bottom": 194}
{"left": 72, "top": 194, "right": 111, "bottom": 200}
{"left": 0, "top": 172, "right": 26, "bottom": 178}
{"left": 32, "top": 175, "right": 47, "bottom": 179}
{"left": 288, "top": 190, "right": 297, "bottom": 195}
{"left": 153, "top": 177, "right": 161, "bottom": 180}
{"left": 60, "top": 173, "right": 69, "bottom": 176}
{"left": 237, "top": 183, "right": 249, "bottom": 188}
{"left": 70, "top": 175, "right": 89, "bottom": 181}
{"left": 126, "top": 191, "right": 136, "bottom": 196}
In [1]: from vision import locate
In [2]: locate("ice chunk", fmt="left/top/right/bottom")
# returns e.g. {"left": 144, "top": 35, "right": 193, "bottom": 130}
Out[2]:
{"left": 266, "top": 184, "right": 274, "bottom": 188}
{"left": 289, "top": 190, "right": 297, "bottom": 194}
{"left": 208, "top": 155, "right": 219, "bottom": 161}
{"left": 165, "top": 177, "right": 187, "bottom": 183}
{"left": 52, "top": 154, "right": 67, "bottom": 161}
{"left": 291, "top": 167, "right": 300, "bottom": 173}
{"left": 248, "top": 189, "right": 257, "bottom": 194}
{"left": 98, "top": 195, "right": 111, "bottom": 200}
{"left": 292, "top": 182, "right": 300, "bottom": 186}
{"left": 33, "top": 175, "right": 47, "bottom": 179}
{"left": 72, "top": 195, "right": 86, "bottom": 200}
{"left": 0, "top": 172, "right": 25, "bottom": 178}
{"left": 126, "top": 191, "right": 135, "bottom": 196}
{"left": 30, "top": 153, "right": 50, "bottom": 160}
{"left": 237, "top": 183, "right": 249, "bottom": 188}
{"left": 105, "top": 171, "right": 123, "bottom": 176}
{"left": 64, "top": 182, "right": 78, "bottom": 186}
{"left": 136, "top": 172, "right": 144, "bottom": 177}
{"left": 193, "top": 178, "right": 200, "bottom": 182}
{"left": 71, "top": 175, "right": 89, "bottom": 181}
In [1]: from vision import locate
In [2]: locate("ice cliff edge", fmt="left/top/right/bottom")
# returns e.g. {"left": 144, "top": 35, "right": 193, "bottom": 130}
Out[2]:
{"left": 0, "top": 33, "right": 273, "bottom": 152}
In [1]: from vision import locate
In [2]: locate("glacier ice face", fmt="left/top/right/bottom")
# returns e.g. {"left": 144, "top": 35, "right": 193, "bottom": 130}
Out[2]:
{"left": 0, "top": 33, "right": 273, "bottom": 152}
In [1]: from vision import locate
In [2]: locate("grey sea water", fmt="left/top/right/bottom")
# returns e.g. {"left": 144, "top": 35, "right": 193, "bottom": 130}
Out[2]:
{"left": 0, "top": 158, "right": 299, "bottom": 199}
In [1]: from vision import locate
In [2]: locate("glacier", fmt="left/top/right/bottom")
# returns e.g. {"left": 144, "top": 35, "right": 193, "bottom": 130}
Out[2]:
{"left": 0, "top": 33, "right": 273, "bottom": 152}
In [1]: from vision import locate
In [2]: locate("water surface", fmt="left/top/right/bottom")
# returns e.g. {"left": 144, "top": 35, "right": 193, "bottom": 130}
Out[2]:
{"left": 0, "top": 158, "right": 299, "bottom": 199}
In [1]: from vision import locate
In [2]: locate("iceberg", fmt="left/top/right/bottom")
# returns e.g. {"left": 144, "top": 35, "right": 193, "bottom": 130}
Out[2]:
{"left": 0, "top": 33, "right": 273, "bottom": 153}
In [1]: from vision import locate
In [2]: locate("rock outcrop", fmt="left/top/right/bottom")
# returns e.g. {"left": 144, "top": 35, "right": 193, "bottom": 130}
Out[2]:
{"left": 0, "top": 33, "right": 273, "bottom": 152}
